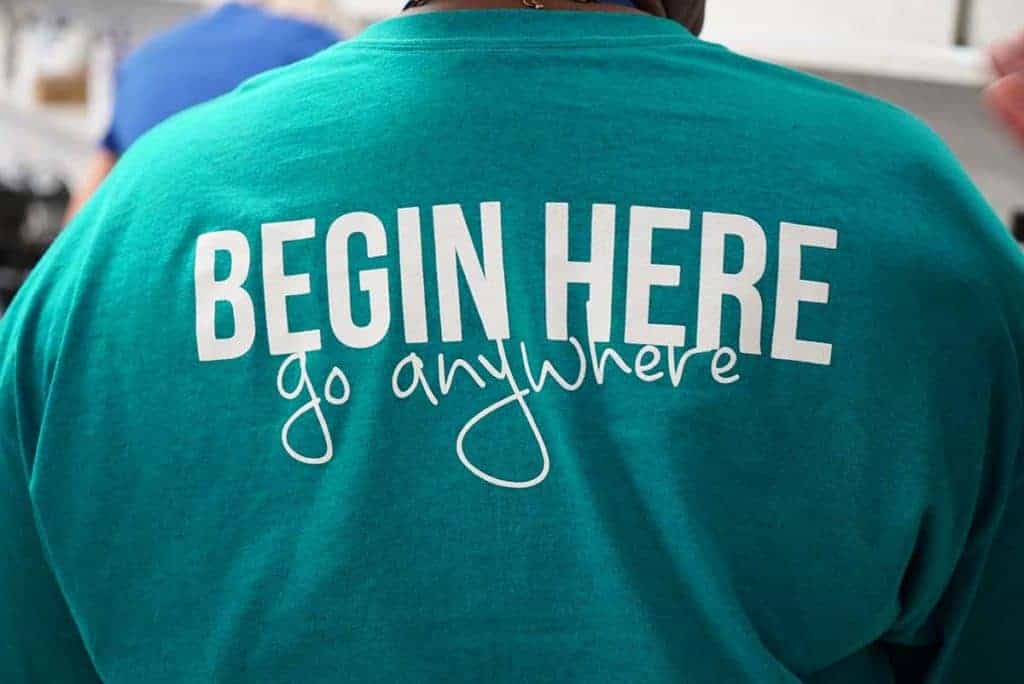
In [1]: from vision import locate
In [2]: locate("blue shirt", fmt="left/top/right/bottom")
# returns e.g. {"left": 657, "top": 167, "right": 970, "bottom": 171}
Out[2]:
{"left": 102, "top": 2, "right": 340, "bottom": 155}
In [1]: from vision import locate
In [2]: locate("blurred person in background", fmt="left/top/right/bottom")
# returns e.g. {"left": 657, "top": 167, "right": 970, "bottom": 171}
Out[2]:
{"left": 64, "top": 0, "right": 341, "bottom": 221}
{"left": 3, "top": 0, "right": 1023, "bottom": 682}
{"left": 988, "top": 29, "right": 1024, "bottom": 144}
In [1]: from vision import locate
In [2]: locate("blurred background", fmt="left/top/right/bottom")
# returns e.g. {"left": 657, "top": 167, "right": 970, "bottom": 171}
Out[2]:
{"left": 1, "top": 0, "right": 1023, "bottom": 313}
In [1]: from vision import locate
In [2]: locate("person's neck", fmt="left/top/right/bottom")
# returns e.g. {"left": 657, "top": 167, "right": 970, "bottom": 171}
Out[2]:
{"left": 403, "top": 0, "right": 648, "bottom": 16}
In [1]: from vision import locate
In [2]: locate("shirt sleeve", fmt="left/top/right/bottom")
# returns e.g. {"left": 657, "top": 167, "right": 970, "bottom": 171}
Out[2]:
{"left": 0, "top": 222, "right": 103, "bottom": 683}
{"left": 100, "top": 123, "right": 123, "bottom": 157}
{"left": 99, "top": 63, "right": 125, "bottom": 156}
{"left": 0, "top": 425, "right": 103, "bottom": 682}
{"left": 884, "top": 398, "right": 1024, "bottom": 684}
{"left": 876, "top": 131, "right": 1024, "bottom": 682}
{"left": 940, "top": 478, "right": 1024, "bottom": 683}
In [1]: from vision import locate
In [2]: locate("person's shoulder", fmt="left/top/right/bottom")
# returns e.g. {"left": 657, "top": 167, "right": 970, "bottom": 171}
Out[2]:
{"left": 709, "top": 47, "right": 991, "bottom": 221}
{"left": 700, "top": 42, "right": 941, "bottom": 156}
{"left": 695, "top": 45, "right": 1024, "bottom": 316}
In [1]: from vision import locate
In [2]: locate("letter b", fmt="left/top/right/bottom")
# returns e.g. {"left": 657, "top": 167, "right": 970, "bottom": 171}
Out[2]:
{"left": 194, "top": 230, "right": 256, "bottom": 362}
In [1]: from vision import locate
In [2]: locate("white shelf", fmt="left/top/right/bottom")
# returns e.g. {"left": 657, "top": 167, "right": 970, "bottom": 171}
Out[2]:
{"left": 705, "top": 34, "right": 993, "bottom": 87}
{"left": 0, "top": 89, "right": 96, "bottom": 152}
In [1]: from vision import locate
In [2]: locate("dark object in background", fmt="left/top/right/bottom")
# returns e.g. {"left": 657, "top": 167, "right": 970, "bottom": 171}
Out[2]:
{"left": 1013, "top": 210, "right": 1024, "bottom": 243}
{"left": 0, "top": 173, "right": 70, "bottom": 315}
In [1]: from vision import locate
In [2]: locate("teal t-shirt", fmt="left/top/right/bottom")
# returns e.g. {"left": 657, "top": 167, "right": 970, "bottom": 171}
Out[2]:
{"left": 2, "top": 10, "right": 1023, "bottom": 683}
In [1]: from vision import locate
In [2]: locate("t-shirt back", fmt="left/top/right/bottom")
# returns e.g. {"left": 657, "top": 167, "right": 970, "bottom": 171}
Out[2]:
{"left": 3, "top": 10, "right": 1023, "bottom": 683}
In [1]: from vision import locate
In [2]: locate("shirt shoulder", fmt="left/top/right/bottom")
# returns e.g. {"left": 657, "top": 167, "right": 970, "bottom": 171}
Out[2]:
{"left": 700, "top": 43, "right": 946, "bottom": 159}
{"left": 715, "top": 47, "right": 1018, "bottom": 275}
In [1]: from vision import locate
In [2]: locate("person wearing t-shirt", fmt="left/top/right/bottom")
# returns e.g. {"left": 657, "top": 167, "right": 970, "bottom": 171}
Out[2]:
{"left": 3, "top": 0, "right": 1023, "bottom": 682}
{"left": 64, "top": 1, "right": 340, "bottom": 221}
